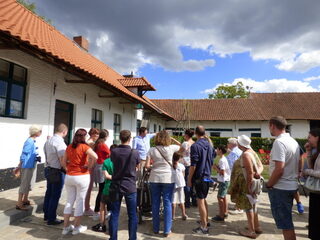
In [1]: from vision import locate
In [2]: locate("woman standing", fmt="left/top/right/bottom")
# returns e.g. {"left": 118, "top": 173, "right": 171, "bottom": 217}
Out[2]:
{"left": 93, "top": 129, "right": 110, "bottom": 217}
{"left": 16, "top": 125, "right": 42, "bottom": 210}
{"left": 303, "top": 128, "right": 320, "bottom": 240}
{"left": 228, "top": 135, "right": 263, "bottom": 239}
{"left": 84, "top": 128, "right": 100, "bottom": 216}
{"left": 146, "top": 130, "right": 180, "bottom": 237}
{"left": 180, "top": 129, "right": 195, "bottom": 208}
{"left": 62, "top": 129, "right": 98, "bottom": 235}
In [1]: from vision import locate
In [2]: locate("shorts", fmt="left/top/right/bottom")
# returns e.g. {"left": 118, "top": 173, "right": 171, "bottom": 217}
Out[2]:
{"left": 268, "top": 188, "right": 296, "bottom": 230}
{"left": 217, "top": 181, "right": 230, "bottom": 198}
{"left": 194, "top": 180, "right": 209, "bottom": 199}
{"left": 172, "top": 187, "right": 185, "bottom": 204}
{"left": 19, "top": 167, "right": 36, "bottom": 194}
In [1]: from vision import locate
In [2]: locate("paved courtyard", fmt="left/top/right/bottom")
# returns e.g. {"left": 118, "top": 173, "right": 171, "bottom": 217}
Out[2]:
{"left": 0, "top": 181, "right": 309, "bottom": 240}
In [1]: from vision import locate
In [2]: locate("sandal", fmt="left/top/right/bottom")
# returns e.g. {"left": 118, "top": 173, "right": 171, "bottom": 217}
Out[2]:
{"left": 23, "top": 200, "right": 31, "bottom": 206}
{"left": 245, "top": 227, "right": 263, "bottom": 234}
{"left": 239, "top": 230, "right": 257, "bottom": 239}
{"left": 16, "top": 205, "right": 28, "bottom": 211}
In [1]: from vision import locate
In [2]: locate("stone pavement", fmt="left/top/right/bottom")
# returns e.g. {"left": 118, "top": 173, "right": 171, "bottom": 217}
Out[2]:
{"left": 0, "top": 181, "right": 309, "bottom": 240}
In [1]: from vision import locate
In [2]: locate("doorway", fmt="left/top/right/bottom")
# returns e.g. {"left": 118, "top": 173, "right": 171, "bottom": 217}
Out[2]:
{"left": 54, "top": 100, "right": 74, "bottom": 144}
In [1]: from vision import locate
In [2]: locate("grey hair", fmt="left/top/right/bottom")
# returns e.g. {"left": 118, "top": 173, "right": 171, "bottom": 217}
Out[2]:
{"left": 29, "top": 125, "right": 42, "bottom": 136}
{"left": 227, "top": 137, "right": 238, "bottom": 145}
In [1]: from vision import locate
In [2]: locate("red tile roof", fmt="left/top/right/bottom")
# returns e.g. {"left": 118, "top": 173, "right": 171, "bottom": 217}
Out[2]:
{"left": 118, "top": 77, "right": 156, "bottom": 91}
{"left": 151, "top": 92, "right": 320, "bottom": 121}
{"left": 0, "top": 0, "right": 169, "bottom": 118}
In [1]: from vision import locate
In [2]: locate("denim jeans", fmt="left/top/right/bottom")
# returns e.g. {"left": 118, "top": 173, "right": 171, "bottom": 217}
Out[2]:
{"left": 109, "top": 192, "right": 137, "bottom": 240}
{"left": 150, "top": 182, "right": 175, "bottom": 234}
{"left": 184, "top": 166, "right": 191, "bottom": 207}
{"left": 43, "top": 167, "right": 65, "bottom": 222}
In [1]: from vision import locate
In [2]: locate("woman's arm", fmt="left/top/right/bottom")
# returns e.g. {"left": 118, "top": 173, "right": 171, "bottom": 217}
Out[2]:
{"left": 145, "top": 155, "right": 152, "bottom": 169}
{"left": 242, "top": 152, "right": 254, "bottom": 194}
{"left": 171, "top": 137, "right": 181, "bottom": 146}
{"left": 86, "top": 148, "right": 98, "bottom": 169}
{"left": 103, "top": 170, "right": 112, "bottom": 180}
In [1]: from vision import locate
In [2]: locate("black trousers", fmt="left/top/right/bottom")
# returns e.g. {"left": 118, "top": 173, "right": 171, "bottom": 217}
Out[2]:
{"left": 94, "top": 182, "right": 105, "bottom": 212}
{"left": 309, "top": 192, "right": 320, "bottom": 240}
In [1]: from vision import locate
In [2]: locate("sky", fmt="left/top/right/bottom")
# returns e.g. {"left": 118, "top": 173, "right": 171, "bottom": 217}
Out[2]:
{"left": 31, "top": 0, "right": 320, "bottom": 99}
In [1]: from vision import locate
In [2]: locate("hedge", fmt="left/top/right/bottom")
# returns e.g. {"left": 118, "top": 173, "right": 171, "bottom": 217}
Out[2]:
{"left": 168, "top": 136, "right": 308, "bottom": 151}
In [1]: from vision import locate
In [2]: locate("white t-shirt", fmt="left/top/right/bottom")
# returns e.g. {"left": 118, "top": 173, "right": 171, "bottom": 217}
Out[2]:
{"left": 217, "top": 155, "right": 231, "bottom": 182}
{"left": 174, "top": 163, "right": 186, "bottom": 188}
{"left": 269, "top": 133, "right": 300, "bottom": 190}
{"left": 148, "top": 145, "right": 180, "bottom": 183}
{"left": 181, "top": 141, "right": 192, "bottom": 166}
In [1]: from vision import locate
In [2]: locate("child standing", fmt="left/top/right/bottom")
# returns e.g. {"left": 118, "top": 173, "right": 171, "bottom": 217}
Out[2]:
{"left": 212, "top": 145, "right": 230, "bottom": 222}
{"left": 91, "top": 144, "right": 117, "bottom": 232}
{"left": 172, "top": 152, "right": 188, "bottom": 220}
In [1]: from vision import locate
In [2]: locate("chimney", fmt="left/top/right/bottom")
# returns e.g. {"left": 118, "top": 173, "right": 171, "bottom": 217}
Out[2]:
{"left": 73, "top": 36, "right": 89, "bottom": 52}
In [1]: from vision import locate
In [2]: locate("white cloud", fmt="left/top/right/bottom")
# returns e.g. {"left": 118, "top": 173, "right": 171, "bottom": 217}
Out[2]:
{"left": 304, "top": 75, "right": 320, "bottom": 81}
{"left": 203, "top": 78, "right": 319, "bottom": 95}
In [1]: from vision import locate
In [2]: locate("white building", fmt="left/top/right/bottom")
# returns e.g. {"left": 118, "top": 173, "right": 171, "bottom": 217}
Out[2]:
{"left": 152, "top": 92, "right": 320, "bottom": 139}
{"left": 0, "top": 0, "right": 173, "bottom": 189}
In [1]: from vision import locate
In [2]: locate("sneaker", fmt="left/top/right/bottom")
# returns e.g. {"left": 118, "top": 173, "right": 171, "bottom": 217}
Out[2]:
{"left": 91, "top": 223, "right": 107, "bottom": 232}
{"left": 83, "top": 209, "right": 95, "bottom": 216}
{"left": 297, "top": 202, "right": 304, "bottom": 214}
{"left": 192, "top": 227, "right": 209, "bottom": 235}
{"left": 62, "top": 225, "right": 74, "bottom": 235}
{"left": 211, "top": 215, "right": 225, "bottom": 222}
{"left": 92, "top": 212, "right": 100, "bottom": 221}
{"left": 196, "top": 220, "right": 211, "bottom": 227}
{"left": 72, "top": 225, "right": 87, "bottom": 235}
{"left": 229, "top": 209, "right": 244, "bottom": 215}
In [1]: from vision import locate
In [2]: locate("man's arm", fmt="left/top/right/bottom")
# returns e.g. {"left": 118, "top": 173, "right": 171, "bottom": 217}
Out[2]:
{"left": 132, "top": 137, "right": 137, "bottom": 149}
{"left": 266, "top": 161, "right": 285, "bottom": 188}
{"left": 188, "top": 166, "right": 195, "bottom": 187}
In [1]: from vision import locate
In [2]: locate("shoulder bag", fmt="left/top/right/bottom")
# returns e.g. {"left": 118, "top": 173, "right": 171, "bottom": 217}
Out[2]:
{"left": 155, "top": 146, "right": 174, "bottom": 168}
{"left": 109, "top": 150, "right": 133, "bottom": 202}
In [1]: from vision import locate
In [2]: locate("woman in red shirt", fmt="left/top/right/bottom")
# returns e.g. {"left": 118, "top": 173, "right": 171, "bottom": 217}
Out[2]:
{"left": 61, "top": 129, "right": 98, "bottom": 235}
{"left": 93, "top": 129, "right": 110, "bottom": 216}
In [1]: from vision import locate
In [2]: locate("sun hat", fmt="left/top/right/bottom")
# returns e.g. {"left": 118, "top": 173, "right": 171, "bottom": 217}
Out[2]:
{"left": 237, "top": 135, "right": 252, "bottom": 149}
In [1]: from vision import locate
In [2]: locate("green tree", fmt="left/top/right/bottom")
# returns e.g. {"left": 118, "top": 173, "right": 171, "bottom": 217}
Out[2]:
{"left": 17, "top": 0, "right": 52, "bottom": 24}
{"left": 208, "top": 81, "right": 251, "bottom": 99}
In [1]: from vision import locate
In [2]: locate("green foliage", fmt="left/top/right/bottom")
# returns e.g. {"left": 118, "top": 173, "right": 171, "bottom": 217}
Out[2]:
{"left": 167, "top": 136, "right": 307, "bottom": 152}
{"left": 208, "top": 81, "right": 251, "bottom": 99}
{"left": 17, "top": 0, "right": 52, "bottom": 24}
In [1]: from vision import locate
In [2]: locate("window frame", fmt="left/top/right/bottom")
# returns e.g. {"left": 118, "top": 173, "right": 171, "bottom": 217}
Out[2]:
{"left": 0, "top": 59, "right": 27, "bottom": 119}
{"left": 91, "top": 108, "right": 103, "bottom": 129}
{"left": 113, "top": 113, "right": 121, "bottom": 144}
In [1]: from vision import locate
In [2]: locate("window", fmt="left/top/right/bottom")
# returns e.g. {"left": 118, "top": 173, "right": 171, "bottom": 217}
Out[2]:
{"left": 153, "top": 124, "right": 157, "bottom": 133}
{"left": 158, "top": 125, "right": 162, "bottom": 132}
{"left": 91, "top": 109, "right": 102, "bottom": 129}
{"left": 0, "top": 59, "right": 27, "bottom": 118}
{"left": 251, "top": 133, "right": 261, "bottom": 137}
{"left": 113, "top": 114, "right": 121, "bottom": 144}
{"left": 136, "top": 119, "right": 142, "bottom": 134}
{"left": 210, "top": 132, "right": 220, "bottom": 137}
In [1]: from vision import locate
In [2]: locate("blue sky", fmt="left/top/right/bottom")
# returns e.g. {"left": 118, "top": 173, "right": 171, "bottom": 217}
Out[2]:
{"left": 32, "top": 0, "right": 320, "bottom": 99}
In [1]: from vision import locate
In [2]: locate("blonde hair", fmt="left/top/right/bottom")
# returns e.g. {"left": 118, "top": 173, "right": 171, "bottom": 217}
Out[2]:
{"left": 154, "top": 130, "right": 171, "bottom": 146}
{"left": 29, "top": 125, "right": 42, "bottom": 136}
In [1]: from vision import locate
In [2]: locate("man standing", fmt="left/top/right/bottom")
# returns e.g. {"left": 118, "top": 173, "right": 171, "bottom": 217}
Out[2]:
{"left": 188, "top": 126, "right": 215, "bottom": 235}
{"left": 43, "top": 123, "right": 68, "bottom": 225}
{"left": 133, "top": 127, "right": 155, "bottom": 165}
{"left": 109, "top": 130, "right": 141, "bottom": 240}
{"left": 226, "top": 137, "right": 242, "bottom": 171}
{"left": 266, "top": 116, "right": 300, "bottom": 240}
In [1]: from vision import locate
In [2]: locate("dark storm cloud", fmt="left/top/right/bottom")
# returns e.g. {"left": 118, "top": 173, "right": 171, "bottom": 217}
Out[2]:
{"left": 32, "top": 0, "right": 320, "bottom": 73}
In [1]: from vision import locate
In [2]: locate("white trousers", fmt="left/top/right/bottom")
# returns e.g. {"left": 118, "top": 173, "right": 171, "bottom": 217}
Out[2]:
{"left": 63, "top": 174, "right": 90, "bottom": 217}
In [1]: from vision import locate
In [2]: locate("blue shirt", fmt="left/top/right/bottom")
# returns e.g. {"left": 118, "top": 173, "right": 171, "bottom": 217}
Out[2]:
{"left": 226, "top": 146, "right": 242, "bottom": 170}
{"left": 20, "top": 137, "right": 38, "bottom": 169}
{"left": 190, "top": 138, "right": 215, "bottom": 180}
{"left": 132, "top": 133, "right": 155, "bottom": 160}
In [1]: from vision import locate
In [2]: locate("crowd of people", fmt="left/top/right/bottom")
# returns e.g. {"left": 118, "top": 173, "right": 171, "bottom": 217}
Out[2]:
{"left": 14, "top": 116, "right": 320, "bottom": 240}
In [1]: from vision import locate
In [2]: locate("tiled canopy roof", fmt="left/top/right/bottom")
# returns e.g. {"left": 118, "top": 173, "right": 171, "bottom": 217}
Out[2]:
{"left": 118, "top": 77, "right": 156, "bottom": 91}
{"left": 0, "top": 0, "right": 171, "bottom": 119}
{"left": 151, "top": 92, "right": 320, "bottom": 121}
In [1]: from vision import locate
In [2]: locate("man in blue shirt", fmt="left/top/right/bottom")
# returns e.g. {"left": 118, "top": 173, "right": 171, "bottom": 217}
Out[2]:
{"left": 226, "top": 137, "right": 242, "bottom": 171}
{"left": 188, "top": 126, "right": 215, "bottom": 235}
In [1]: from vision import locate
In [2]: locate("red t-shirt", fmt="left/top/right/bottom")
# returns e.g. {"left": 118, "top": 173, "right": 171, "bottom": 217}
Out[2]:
{"left": 66, "top": 143, "right": 90, "bottom": 175}
{"left": 96, "top": 143, "right": 110, "bottom": 164}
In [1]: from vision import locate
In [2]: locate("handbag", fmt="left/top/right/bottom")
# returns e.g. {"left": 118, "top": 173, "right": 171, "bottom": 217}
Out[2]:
{"left": 304, "top": 176, "right": 320, "bottom": 193}
{"left": 109, "top": 150, "right": 133, "bottom": 202}
{"left": 47, "top": 167, "right": 61, "bottom": 184}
